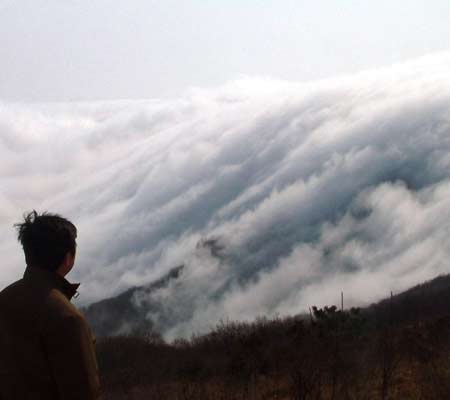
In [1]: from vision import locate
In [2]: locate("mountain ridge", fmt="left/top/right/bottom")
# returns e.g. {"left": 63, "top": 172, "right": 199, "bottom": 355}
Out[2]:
{"left": 83, "top": 267, "right": 450, "bottom": 338}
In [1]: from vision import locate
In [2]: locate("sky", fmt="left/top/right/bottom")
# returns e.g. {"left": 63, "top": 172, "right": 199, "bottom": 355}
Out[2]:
{"left": 1, "top": 2, "right": 450, "bottom": 338}
{"left": 1, "top": 0, "right": 450, "bottom": 101}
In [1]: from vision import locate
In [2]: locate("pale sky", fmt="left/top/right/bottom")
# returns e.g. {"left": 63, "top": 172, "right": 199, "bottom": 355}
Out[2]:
{"left": 1, "top": 0, "right": 449, "bottom": 102}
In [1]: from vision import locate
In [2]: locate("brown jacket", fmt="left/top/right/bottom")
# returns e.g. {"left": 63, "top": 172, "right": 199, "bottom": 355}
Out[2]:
{"left": 0, "top": 265, "right": 101, "bottom": 400}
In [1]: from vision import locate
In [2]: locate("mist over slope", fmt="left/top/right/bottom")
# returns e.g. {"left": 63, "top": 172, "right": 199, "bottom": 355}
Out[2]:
{"left": 1, "top": 53, "right": 450, "bottom": 338}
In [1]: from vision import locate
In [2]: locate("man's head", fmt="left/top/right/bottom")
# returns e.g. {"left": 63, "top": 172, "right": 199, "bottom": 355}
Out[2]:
{"left": 15, "top": 211, "right": 77, "bottom": 275}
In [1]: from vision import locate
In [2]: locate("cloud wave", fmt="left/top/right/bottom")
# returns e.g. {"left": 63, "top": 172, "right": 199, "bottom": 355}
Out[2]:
{"left": 1, "top": 52, "right": 450, "bottom": 338}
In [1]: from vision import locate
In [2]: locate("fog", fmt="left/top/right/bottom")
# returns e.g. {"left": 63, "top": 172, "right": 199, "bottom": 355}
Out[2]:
{"left": 1, "top": 52, "right": 450, "bottom": 338}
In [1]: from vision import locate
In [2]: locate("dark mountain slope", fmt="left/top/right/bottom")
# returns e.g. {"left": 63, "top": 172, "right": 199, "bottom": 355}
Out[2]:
{"left": 83, "top": 267, "right": 450, "bottom": 338}
{"left": 81, "top": 265, "right": 183, "bottom": 337}
{"left": 368, "top": 273, "right": 450, "bottom": 325}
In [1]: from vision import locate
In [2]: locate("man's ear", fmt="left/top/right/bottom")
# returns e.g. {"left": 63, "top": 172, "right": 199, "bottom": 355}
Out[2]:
{"left": 57, "top": 251, "right": 75, "bottom": 277}
{"left": 66, "top": 251, "right": 76, "bottom": 267}
{"left": 63, "top": 252, "right": 72, "bottom": 267}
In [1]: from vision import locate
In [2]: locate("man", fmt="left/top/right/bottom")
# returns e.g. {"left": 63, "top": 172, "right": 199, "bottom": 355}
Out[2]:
{"left": 0, "top": 211, "right": 101, "bottom": 399}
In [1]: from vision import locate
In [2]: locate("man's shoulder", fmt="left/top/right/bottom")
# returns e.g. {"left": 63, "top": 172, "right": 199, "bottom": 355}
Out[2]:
{"left": 0, "top": 278, "right": 30, "bottom": 310}
{"left": 43, "top": 288, "right": 83, "bottom": 320}
{"left": 41, "top": 290, "right": 93, "bottom": 341}
{"left": 0, "top": 276, "right": 85, "bottom": 329}
{"left": 0, "top": 278, "right": 25, "bottom": 297}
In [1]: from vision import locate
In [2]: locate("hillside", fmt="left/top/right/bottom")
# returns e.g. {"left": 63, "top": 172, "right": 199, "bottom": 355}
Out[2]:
{"left": 95, "top": 273, "right": 450, "bottom": 399}
{"left": 368, "top": 273, "right": 450, "bottom": 325}
{"left": 84, "top": 270, "right": 450, "bottom": 338}
{"left": 81, "top": 265, "right": 184, "bottom": 337}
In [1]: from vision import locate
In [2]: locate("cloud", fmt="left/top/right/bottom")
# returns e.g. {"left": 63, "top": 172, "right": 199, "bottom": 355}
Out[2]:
{"left": 1, "top": 52, "right": 450, "bottom": 338}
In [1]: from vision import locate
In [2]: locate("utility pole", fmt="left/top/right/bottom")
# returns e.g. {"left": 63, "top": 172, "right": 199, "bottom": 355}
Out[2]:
{"left": 341, "top": 291, "right": 344, "bottom": 312}
{"left": 390, "top": 291, "right": 393, "bottom": 324}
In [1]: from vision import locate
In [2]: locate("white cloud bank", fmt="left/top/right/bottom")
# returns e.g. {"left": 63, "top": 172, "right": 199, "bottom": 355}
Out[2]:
{"left": 1, "top": 52, "right": 450, "bottom": 338}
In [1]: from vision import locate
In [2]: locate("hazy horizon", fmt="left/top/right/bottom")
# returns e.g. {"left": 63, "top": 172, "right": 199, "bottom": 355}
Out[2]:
{"left": 1, "top": 1, "right": 450, "bottom": 102}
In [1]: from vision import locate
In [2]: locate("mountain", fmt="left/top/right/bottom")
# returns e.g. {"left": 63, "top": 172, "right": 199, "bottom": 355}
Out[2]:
{"left": 84, "top": 270, "right": 450, "bottom": 338}
{"left": 81, "top": 265, "right": 184, "bottom": 337}
{"left": 368, "top": 273, "right": 450, "bottom": 325}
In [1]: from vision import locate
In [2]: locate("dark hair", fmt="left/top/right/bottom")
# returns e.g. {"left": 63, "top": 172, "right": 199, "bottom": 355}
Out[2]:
{"left": 15, "top": 210, "right": 77, "bottom": 271}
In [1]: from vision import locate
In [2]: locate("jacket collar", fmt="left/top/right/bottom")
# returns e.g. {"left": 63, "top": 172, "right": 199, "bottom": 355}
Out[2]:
{"left": 23, "top": 265, "right": 81, "bottom": 300}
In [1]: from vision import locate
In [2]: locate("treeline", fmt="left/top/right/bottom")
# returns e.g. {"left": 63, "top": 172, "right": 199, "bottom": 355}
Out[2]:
{"left": 96, "top": 305, "right": 450, "bottom": 399}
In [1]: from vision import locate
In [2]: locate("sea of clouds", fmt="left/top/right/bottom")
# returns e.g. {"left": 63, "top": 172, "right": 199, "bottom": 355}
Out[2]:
{"left": 1, "top": 52, "right": 450, "bottom": 338}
